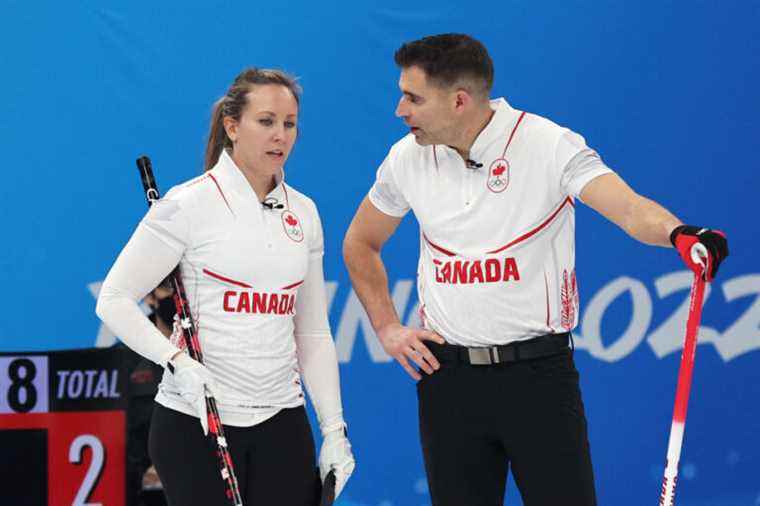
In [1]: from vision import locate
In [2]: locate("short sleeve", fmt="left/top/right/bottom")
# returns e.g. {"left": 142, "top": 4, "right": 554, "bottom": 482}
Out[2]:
{"left": 555, "top": 130, "right": 614, "bottom": 199}
{"left": 368, "top": 150, "right": 410, "bottom": 217}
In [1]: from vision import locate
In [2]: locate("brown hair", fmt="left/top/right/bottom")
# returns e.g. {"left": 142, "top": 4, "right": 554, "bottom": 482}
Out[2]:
{"left": 204, "top": 68, "right": 302, "bottom": 172}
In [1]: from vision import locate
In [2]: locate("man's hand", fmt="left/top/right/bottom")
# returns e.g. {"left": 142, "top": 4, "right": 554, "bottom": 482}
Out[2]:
{"left": 377, "top": 323, "right": 445, "bottom": 380}
{"left": 670, "top": 225, "right": 729, "bottom": 281}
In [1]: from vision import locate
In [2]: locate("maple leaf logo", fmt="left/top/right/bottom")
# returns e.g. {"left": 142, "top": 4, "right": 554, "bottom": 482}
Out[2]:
{"left": 285, "top": 215, "right": 298, "bottom": 227}
{"left": 560, "top": 270, "right": 574, "bottom": 330}
{"left": 560, "top": 268, "right": 578, "bottom": 331}
{"left": 492, "top": 164, "right": 506, "bottom": 176}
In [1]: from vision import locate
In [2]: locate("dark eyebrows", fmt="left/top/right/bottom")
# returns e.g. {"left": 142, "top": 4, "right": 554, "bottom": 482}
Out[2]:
{"left": 401, "top": 89, "right": 422, "bottom": 101}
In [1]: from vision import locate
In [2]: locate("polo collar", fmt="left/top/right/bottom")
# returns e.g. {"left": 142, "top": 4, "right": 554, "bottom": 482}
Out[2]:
{"left": 213, "top": 149, "right": 285, "bottom": 206}
{"left": 468, "top": 98, "right": 520, "bottom": 162}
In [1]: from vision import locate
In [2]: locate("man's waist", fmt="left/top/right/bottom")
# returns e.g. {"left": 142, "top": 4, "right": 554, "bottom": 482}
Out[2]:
{"left": 427, "top": 332, "right": 571, "bottom": 366}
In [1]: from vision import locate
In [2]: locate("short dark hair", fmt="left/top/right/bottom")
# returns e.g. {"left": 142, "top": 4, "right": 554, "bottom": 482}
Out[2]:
{"left": 394, "top": 34, "right": 494, "bottom": 95}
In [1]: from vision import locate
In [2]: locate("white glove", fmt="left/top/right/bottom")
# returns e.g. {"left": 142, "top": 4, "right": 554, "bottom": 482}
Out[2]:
{"left": 168, "top": 353, "right": 216, "bottom": 435}
{"left": 319, "top": 424, "right": 355, "bottom": 499}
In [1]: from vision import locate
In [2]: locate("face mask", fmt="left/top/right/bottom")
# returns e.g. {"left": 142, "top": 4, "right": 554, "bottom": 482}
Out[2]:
{"left": 154, "top": 295, "right": 177, "bottom": 327}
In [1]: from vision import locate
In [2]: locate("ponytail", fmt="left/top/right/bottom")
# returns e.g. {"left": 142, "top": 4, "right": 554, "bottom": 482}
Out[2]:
{"left": 204, "top": 97, "right": 229, "bottom": 172}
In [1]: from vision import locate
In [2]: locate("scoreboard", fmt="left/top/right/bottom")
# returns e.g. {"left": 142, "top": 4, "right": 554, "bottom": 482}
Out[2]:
{"left": 0, "top": 348, "right": 127, "bottom": 506}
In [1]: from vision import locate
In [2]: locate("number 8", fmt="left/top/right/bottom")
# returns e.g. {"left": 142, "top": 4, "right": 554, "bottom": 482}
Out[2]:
{"left": 7, "top": 358, "right": 37, "bottom": 413}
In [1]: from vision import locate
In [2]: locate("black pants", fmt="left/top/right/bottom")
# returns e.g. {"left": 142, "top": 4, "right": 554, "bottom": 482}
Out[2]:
{"left": 148, "top": 404, "right": 320, "bottom": 506}
{"left": 417, "top": 348, "right": 596, "bottom": 506}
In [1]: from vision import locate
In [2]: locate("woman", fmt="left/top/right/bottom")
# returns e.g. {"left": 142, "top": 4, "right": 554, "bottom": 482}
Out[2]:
{"left": 97, "top": 68, "right": 355, "bottom": 505}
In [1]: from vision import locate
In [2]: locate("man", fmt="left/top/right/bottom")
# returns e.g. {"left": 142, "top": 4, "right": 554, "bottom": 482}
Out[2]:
{"left": 343, "top": 33, "right": 728, "bottom": 505}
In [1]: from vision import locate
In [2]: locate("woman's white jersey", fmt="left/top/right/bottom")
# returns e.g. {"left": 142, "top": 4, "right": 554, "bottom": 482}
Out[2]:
{"left": 98, "top": 151, "right": 339, "bottom": 427}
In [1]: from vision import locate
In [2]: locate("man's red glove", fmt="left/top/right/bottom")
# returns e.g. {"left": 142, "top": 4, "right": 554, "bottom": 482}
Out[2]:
{"left": 670, "top": 225, "right": 729, "bottom": 281}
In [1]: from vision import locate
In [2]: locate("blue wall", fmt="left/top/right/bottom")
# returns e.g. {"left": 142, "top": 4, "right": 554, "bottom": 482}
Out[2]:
{"left": 1, "top": 2, "right": 758, "bottom": 504}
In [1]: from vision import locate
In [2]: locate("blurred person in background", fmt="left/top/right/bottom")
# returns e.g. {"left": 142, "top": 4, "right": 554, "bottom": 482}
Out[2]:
{"left": 120, "top": 277, "right": 172, "bottom": 506}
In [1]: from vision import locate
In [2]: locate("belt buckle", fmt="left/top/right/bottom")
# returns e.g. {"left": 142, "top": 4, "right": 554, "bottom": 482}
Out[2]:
{"left": 468, "top": 347, "right": 497, "bottom": 365}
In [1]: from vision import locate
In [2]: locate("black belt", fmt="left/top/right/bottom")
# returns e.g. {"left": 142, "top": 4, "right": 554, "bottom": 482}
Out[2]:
{"left": 428, "top": 332, "right": 570, "bottom": 366}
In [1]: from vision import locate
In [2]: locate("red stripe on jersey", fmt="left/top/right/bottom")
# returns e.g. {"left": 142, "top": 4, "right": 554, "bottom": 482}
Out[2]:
{"left": 501, "top": 111, "right": 527, "bottom": 158}
{"left": 208, "top": 174, "right": 234, "bottom": 215}
{"left": 423, "top": 234, "right": 457, "bottom": 257}
{"left": 202, "top": 268, "right": 252, "bottom": 288}
{"left": 487, "top": 197, "right": 575, "bottom": 255}
{"left": 281, "top": 280, "right": 304, "bottom": 290}
{"left": 282, "top": 183, "right": 291, "bottom": 209}
{"left": 182, "top": 174, "right": 210, "bottom": 188}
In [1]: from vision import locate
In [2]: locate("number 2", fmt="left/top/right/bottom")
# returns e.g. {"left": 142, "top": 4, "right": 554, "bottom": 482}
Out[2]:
{"left": 68, "top": 434, "right": 105, "bottom": 506}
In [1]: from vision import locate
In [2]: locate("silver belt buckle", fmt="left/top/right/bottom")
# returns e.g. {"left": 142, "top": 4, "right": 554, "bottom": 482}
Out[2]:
{"left": 468, "top": 347, "right": 497, "bottom": 365}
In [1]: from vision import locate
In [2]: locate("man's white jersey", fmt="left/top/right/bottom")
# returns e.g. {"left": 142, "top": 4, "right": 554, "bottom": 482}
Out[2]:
{"left": 369, "top": 98, "right": 613, "bottom": 347}
{"left": 143, "top": 150, "right": 330, "bottom": 424}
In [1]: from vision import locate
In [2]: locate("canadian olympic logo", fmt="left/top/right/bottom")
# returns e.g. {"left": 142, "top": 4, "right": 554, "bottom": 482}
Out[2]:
{"left": 487, "top": 158, "right": 510, "bottom": 193}
{"left": 281, "top": 210, "right": 304, "bottom": 242}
